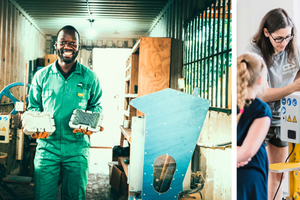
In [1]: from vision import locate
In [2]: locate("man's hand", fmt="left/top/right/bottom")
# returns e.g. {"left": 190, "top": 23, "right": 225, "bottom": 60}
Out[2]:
{"left": 73, "top": 128, "right": 93, "bottom": 136}
{"left": 31, "top": 132, "right": 49, "bottom": 139}
{"left": 73, "top": 126, "right": 104, "bottom": 136}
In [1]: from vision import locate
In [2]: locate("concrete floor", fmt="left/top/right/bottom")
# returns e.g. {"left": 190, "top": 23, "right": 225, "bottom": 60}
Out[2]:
{"left": 0, "top": 148, "right": 126, "bottom": 200}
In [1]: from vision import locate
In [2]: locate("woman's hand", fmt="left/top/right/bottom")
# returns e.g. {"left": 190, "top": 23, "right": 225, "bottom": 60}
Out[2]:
{"left": 237, "top": 158, "right": 251, "bottom": 168}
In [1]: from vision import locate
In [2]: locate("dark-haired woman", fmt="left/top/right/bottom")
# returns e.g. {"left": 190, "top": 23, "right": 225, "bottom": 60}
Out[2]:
{"left": 246, "top": 8, "right": 300, "bottom": 200}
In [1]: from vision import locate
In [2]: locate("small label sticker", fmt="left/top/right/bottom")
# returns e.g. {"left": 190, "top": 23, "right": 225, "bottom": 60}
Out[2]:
{"left": 293, "top": 99, "right": 297, "bottom": 107}
{"left": 77, "top": 82, "right": 83, "bottom": 88}
{"left": 3, "top": 117, "right": 8, "bottom": 121}
{"left": 1, "top": 127, "right": 5, "bottom": 131}
{"left": 282, "top": 98, "right": 286, "bottom": 105}
{"left": 0, "top": 117, "right": 2, "bottom": 121}
{"left": 293, "top": 116, "right": 297, "bottom": 123}
{"left": 288, "top": 115, "right": 292, "bottom": 122}
{"left": 78, "top": 93, "right": 84, "bottom": 97}
{"left": 287, "top": 98, "right": 291, "bottom": 106}
{"left": 282, "top": 107, "right": 286, "bottom": 114}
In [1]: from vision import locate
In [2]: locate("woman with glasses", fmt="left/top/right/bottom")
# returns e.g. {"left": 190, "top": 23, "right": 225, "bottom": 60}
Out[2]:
{"left": 245, "top": 8, "right": 300, "bottom": 200}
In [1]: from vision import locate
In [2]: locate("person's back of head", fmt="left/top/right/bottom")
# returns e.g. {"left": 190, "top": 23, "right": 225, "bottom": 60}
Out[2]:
{"left": 237, "top": 53, "right": 267, "bottom": 122}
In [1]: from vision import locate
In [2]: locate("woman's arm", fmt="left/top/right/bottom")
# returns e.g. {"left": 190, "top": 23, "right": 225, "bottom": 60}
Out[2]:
{"left": 237, "top": 116, "right": 271, "bottom": 163}
{"left": 294, "top": 70, "right": 300, "bottom": 81}
{"left": 261, "top": 72, "right": 300, "bottom": 102}
{"left": 237, "top": 146, "right": 251, "bottom": 168}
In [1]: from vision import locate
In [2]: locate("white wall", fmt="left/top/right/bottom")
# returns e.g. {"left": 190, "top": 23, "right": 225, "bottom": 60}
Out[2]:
{"left": 237, "top": 0, "right": 297, "bottom": 56}
{"left": 199, "top": 111, "right": 232, "bottom": 200}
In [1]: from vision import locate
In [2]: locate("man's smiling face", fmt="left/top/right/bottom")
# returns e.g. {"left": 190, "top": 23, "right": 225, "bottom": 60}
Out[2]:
{"left": 55, "top": 29, "right": 80, "bottom": 64}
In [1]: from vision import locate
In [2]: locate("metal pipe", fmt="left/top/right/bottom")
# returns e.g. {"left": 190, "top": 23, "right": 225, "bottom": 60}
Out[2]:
{"left": 188, "top": 23, "right": 192, "bottom": 94}
{"left": 183, "top": 49, "right": 232, "bottom": 65}
{"left": 23, "top": 63, "right": 27, "bottom": 112}
{"left": 157, "top": 155, "right": 171, "bottom": 192}
{"left": 184, "top": 25, "right": 189, "bottom": 93}
{"left": 220, "top": 0, "right": 226, "bottom": 107}
{"left": 216, "top": 0, "right": 221, "bottom": 107}
{"left": 211, "top": 3, "right": 216, "bottom": 107}
{"left": 16, "top": 129, "right": 24, "bottom": 160}
{"left": 199, "top": 13, "right": 204, "bottom": 97}
{"left": 193, "top": 18, "right": 198, "bottom": 90}
{"left": 203, "top": 9, "right": 207, "bottom": 99}
{"left": 225, "top": 0, "right": 231, "bottom": 108}
{"left": 191, "top": 19, "right": 195, "bottom": 93}
{"left": 197, "top": 16, "right": 200, "bottom": 91}
{"left": 195, "top": 16, "right": 199, "bottom": 90}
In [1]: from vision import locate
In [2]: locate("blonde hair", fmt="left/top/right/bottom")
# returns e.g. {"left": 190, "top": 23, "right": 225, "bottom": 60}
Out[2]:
{"left": 237, "top": 53, "right": 267, "bottom": 123}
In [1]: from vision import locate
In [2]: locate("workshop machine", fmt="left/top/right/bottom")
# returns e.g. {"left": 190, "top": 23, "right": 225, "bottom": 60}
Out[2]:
{"left": 270, "top": 92, "right": 300, "bottom": 200}
{"left": 125, "top": 88, "right": 210, "bottom": 200}
{"left": 0, "top": 82, "right": 32, "bottom": 200}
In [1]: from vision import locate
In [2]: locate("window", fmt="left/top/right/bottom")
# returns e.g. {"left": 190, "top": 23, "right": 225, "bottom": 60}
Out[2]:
{"left": 153, "top": 155, "right": 176, "bottom": 193}
{"left": 184, "top": 0, "right": 232, "bottom": 113}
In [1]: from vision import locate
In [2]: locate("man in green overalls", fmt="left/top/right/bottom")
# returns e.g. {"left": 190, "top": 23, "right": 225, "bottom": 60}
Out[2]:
{"left": 28, "top": 25, "right": 102, "bottom": 199}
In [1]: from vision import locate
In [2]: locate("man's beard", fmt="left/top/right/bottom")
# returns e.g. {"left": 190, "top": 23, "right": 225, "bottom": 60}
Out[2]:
{"left": 57, "top": 49, "right": 78, "bottom": 64}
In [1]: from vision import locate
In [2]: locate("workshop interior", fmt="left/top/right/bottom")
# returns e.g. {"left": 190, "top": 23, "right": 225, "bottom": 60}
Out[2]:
{"left": 0, "top": 0, "right": 232, "bottom": 199}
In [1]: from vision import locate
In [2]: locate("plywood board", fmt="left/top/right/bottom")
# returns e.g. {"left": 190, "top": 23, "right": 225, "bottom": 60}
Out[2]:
{"left": 130, "top": 88, "right": 210, "bottom": 200}
{"left": 130, "top": 53, "right": 139, "bottom": 94}
{"left": 138, "top": 37, "right": 171, "bottom": 97}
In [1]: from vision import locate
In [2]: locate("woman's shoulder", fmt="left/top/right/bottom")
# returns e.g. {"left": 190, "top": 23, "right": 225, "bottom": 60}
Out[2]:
{"left": 244, "top": 41, "right": 263, "bottom": 56}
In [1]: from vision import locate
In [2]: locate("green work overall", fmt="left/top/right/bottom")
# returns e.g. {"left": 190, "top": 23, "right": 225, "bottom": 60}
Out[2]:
{"left": 28, "top": 61, "right": 102, "bottom": 200}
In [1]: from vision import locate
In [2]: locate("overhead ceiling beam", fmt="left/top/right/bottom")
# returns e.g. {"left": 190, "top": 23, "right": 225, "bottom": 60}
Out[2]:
{"left": 86, "top": 0, "right": 92, "bottom": 17}
{"left": 27, "top": 9, "right": 162, "bottom": 12}
{"left": 9, "top": 0, "right": 45, "bottom": 37}
{"left": 30, "top": 14, "right": 158, "bottom": 17}
{"left": 146, "top": 0, "right": 174, "bottom": 36}
{"left": 18, "top": 3, "right": 167, "bottom": 7}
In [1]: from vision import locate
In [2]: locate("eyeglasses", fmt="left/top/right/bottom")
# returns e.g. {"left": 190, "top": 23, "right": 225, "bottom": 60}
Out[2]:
{"left": 269, "top": 33, "right": 294, "bottom": 43}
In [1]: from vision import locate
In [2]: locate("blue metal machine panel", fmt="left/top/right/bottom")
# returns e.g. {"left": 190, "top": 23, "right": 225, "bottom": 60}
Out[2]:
{"left": 130, "top": 88, "right": 210, "bottom": 200}
{"left": 0, "top": 82, "right": 31, "bottom": 115}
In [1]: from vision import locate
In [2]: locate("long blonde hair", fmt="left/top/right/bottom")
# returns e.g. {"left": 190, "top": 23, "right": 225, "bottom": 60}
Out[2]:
{"left": 237, "top": 53, "right": 267, "bottom": 123}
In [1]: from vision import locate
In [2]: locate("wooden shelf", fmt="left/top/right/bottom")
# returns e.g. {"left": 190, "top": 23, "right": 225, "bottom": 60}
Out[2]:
{"left": 125, "top": 63, "right": 131, "bottom": 72}
{"left": 124, "top": 109, "right": 129, "bottom": 117}
{"left": 118, "top": 156, "right": 129, "bottom": 177}
{"left": 125, "top": 75, "right": 131, "bottom": 82}
{"left": 124, "top": 94, "right": 138, "bottom": 98}
{"left": 131, "top": 39, "right": 140, "bottom": 54}
{"left": 120, "top": 125, "right": 131, "bottom": 143}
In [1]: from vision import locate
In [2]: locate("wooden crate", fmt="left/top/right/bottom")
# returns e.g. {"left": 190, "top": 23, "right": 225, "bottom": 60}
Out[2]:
{"left": 44, "top": 54, "right": 58, "bottom": 66}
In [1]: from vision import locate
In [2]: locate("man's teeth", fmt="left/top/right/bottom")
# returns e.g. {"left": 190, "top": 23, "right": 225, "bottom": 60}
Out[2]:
{"left": 63, "top": 51, "right": 72, "bottom": 56}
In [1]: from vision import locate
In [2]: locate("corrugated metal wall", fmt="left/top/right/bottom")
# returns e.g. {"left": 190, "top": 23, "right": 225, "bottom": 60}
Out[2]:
{"left": 148, "top": 1, "right": 231, "bottom": 199}
{"left": 0, "top": 0, "right": 46, "bottom": 113}
{"left": 0, "top": 0, "right": 46, "bottom": 174}
{"left": 148, "top": 0, "right": 216, "bottom": 89}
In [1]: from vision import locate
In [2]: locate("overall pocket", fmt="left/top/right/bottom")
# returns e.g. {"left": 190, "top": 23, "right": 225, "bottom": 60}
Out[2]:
{"left": 76, "top": 88, "right": 89, "bottom": 110}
